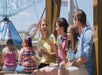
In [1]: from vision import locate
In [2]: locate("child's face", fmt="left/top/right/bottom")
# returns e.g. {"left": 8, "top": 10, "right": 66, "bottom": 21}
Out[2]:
{"left": 55, "top": 22, "right": 63, "bottom": 35}
{"left": 67, "top": 27, "right": 73, "bottom": 41}
{"left": 40, "top": 21, "right": 48, "bottom": 32}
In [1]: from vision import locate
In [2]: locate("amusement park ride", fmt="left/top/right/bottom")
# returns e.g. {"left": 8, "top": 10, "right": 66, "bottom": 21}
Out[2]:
{"left": 0, "top": 0, "right": 41, "bottom": 46}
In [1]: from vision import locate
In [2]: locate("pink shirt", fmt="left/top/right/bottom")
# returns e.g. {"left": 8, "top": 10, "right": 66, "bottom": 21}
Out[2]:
{"left": 58, "top": 35, "right": 68, "bottom": 63}
{"left": 4, "top": 53, "right": 17, "bottom": 67}
{"left": 3, "top": 47, "right": 18, "bottom": 67}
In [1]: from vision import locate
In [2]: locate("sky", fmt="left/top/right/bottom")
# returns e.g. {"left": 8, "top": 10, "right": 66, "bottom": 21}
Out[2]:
{"left": 0, "top": 0, "right": 93, "bottom": 39}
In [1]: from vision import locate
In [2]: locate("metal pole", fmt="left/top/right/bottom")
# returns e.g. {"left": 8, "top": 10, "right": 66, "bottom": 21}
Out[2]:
{"left": 68, "top": 0, "right": 73, "bottom": 25}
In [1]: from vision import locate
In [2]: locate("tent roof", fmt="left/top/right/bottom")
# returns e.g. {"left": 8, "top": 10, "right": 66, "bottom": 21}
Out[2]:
{"left": 0, "top": 19, "right": 22, "bottom": 46}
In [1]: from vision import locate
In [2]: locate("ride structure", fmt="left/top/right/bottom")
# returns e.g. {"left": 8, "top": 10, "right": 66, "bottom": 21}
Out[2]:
{"left": 0, "top": 0, "right": 35, "bottom": 46}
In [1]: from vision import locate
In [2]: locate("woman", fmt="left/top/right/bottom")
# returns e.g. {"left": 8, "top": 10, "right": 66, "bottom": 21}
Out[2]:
{"left": 37, "top": 18, "right": 57, "bottom": 69}
{"left": 15, "top": 36, "right": 36, "bottom": 73}
{"left": 2, "top": 38, "right": 18, "bottom": 71}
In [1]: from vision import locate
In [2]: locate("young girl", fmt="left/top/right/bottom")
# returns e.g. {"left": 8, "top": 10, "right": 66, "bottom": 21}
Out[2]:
{"left": 15, "top": 36, "right": 36, "bottom": 73}
{"left": 50, "top": 17, "right": 69, "bottom": 65}
{"left": 59, "top": 25, "right": 78, "bottom": 66}
{"left": 55, "top": 18, "right": 69, "bottom": 64}
{"left": 2, "top": 38, "right": 18, "bottom": 71}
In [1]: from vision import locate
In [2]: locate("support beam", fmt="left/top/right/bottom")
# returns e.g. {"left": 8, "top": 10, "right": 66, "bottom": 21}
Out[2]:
{"left": 94, "top": 0, "right": 102, "bottom": 75}
{"left": 46, "top": 0, "right": 61, "bottom": 34}
{"left": 94, "top": 0, "right": 98, "bottom": 75}
{"left": 46, "top": 0, "right": 53, "bottom": 33}
{"left": 98, "top": 0, "right": 102, "bottom": 75}
{"left": 52, "top": 0, "right": 61, "bottom": 34}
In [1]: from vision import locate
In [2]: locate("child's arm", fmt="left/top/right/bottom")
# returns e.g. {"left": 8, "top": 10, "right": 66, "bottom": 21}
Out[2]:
{"left": 17, "top": 49, "right": 23, "bottom": 64}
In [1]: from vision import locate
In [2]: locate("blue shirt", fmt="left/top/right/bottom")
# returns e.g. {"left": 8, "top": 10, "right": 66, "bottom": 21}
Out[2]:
{"left": 68, "top": 44, "right": 76, "bottom": 62}
{"left": 75, "top": 27, "right": 94, "bottom": 75}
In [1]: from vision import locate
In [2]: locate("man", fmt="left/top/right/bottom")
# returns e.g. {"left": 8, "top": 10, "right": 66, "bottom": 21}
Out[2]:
{"left": 71, "top": 9, "right": 94, "bottom": 75}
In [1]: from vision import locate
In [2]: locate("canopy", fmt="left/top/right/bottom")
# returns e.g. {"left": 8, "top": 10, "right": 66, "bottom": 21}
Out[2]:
{"left": 0, "top": 18, "right": 22, "bottom": 46}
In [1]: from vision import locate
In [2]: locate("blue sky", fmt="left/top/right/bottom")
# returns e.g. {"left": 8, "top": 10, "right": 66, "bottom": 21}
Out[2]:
{"left": 0, "top": 0, "right": 93, "bottom": 38}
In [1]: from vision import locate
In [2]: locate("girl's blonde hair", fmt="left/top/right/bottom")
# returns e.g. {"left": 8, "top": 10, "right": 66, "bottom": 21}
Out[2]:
{"left": 39, "top": 18, "right": 50, "bottom": 38}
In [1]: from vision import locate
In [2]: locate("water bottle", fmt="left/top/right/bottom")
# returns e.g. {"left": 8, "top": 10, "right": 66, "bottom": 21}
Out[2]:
{"left": 57, "top": 35, "right": 62, "bottom": 44}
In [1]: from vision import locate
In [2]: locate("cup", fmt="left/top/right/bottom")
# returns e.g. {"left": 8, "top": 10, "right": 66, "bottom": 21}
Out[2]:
{"left": 57, "top": 35, "right": 62, "bottom": 44}
{"left": 49, "top": 35, "right": 53, "bottom": 42}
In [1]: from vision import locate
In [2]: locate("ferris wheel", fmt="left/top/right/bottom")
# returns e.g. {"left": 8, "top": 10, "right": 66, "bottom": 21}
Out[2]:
{"left": 0, "top": 0, "right": 42, "bottom": 17}
{"left": 0, "top": 0, "right": 42, "bottom": 45}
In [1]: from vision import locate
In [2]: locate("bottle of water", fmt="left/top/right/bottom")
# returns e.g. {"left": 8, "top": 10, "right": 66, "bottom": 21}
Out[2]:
{"left": 57, "top": 35, "right": 62, "bottom": 44}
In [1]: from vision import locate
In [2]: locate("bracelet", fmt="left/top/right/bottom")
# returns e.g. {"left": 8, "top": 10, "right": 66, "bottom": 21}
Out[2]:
{"left": 61, "top": 63, "right": 65, "bottom": 67}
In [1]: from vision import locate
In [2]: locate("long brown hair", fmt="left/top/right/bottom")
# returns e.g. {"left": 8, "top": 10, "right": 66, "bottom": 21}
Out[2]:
{"left": 56, "top": 17, "right": 69, "bottom": 33}
{"left": 54, "top": 17, "right": 69, "bottom": 39}
{"left": 68, "top": 26, "right": 78, "bottom": 51}
{"left": 6, "top": 38, "right": 16, "bottom": 52}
